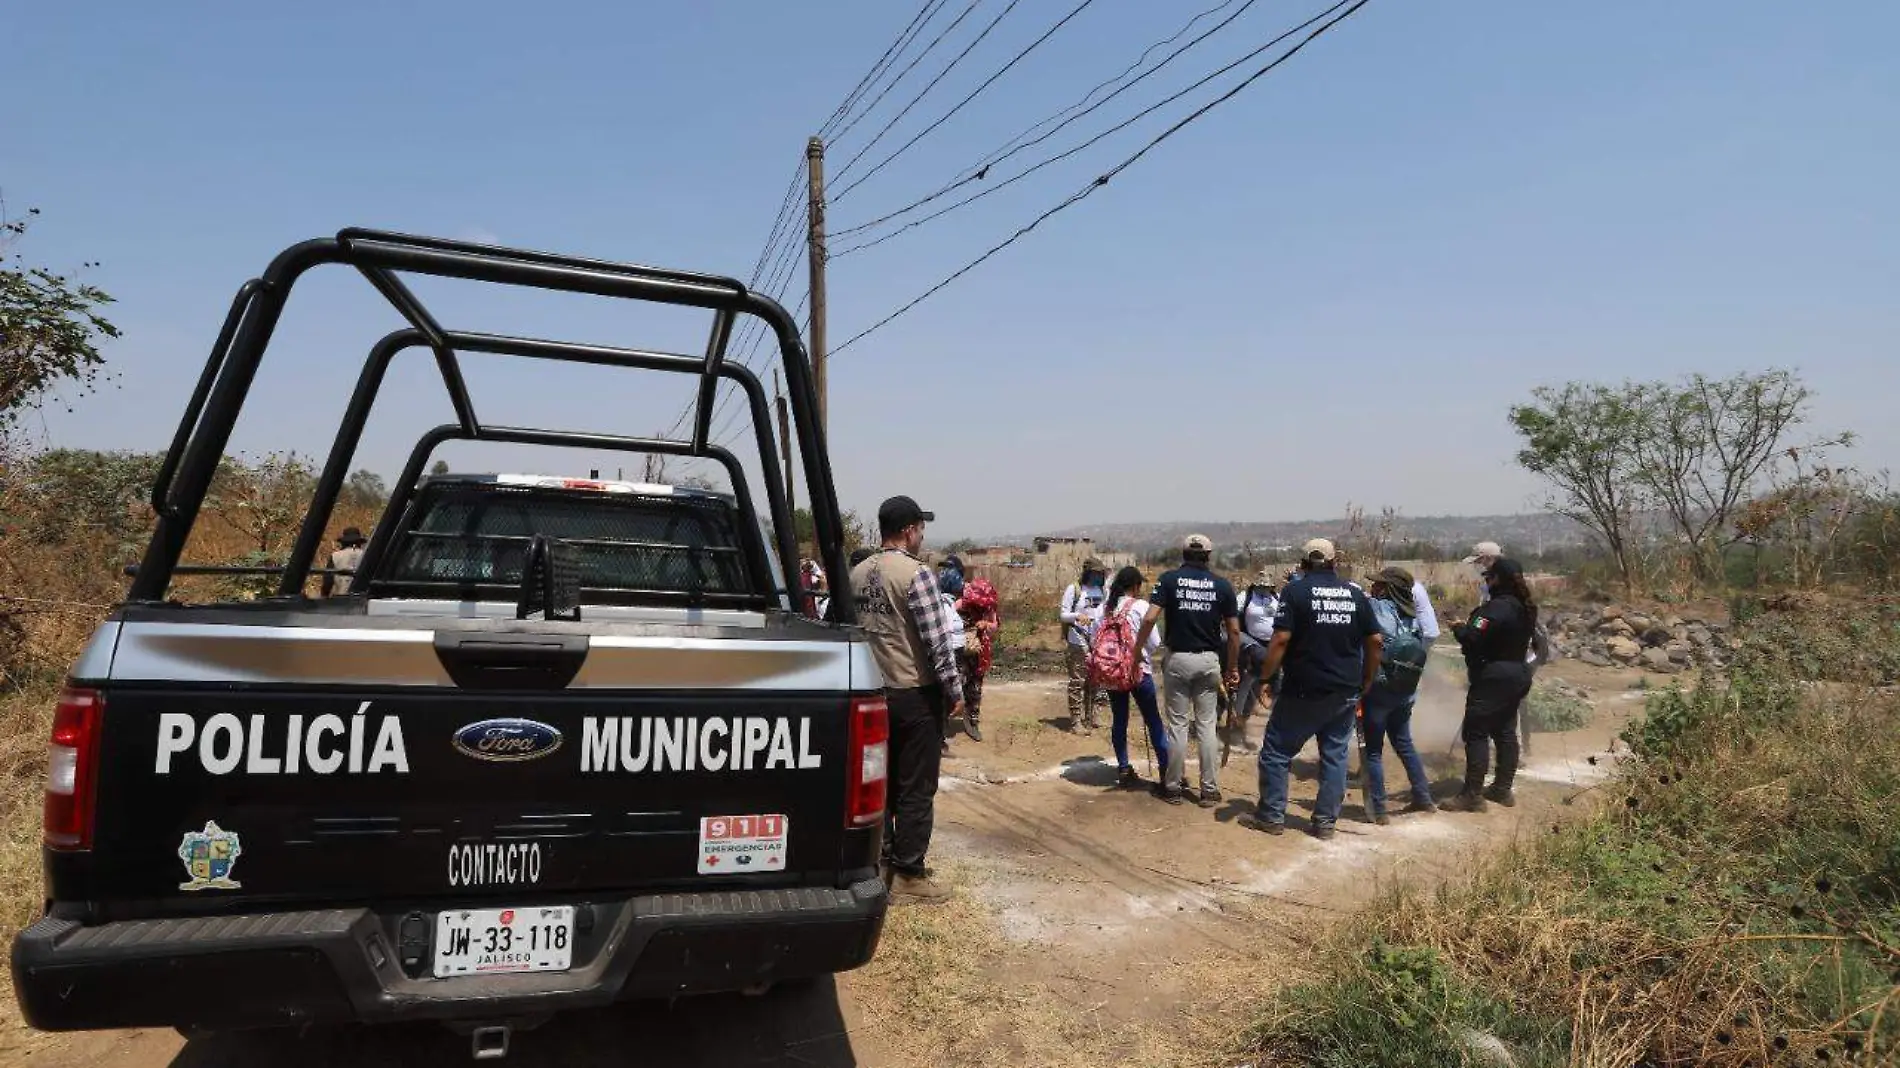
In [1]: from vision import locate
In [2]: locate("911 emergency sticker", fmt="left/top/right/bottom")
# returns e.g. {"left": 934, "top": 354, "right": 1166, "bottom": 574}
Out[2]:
{"left": 697, "top": 814, "right": 787, "bottom": 875}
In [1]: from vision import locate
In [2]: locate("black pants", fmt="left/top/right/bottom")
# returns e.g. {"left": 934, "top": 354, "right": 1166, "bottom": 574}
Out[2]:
{"left": 1461, "top": 661, "right": 1532, "bottom": 794}
{"left": 885, "top": 684, "right": 944, "bottom": 876}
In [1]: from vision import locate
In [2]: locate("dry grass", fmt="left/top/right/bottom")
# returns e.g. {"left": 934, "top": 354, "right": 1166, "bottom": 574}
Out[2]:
{"left": 1244, "top": 603, "right": 1900, "bottom": 1067}
{"left": 0, "top": 461, "right": 384, "bottom": 1033}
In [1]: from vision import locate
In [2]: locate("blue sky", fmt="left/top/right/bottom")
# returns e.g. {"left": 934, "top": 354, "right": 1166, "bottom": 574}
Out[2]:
{"left": 5, "top": 0, "right": 1895, "bottom": 540}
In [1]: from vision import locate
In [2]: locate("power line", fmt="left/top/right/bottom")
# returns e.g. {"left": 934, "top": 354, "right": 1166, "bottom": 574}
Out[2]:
{"left": 658, "top": 159, "right": 808, "bottom": 441}
{"left": 702, "top": 291, "right": 811, "bottom": 447}
{"left": 961, "top": 0, "right": 1249, "bottom": 178}
{"left": 832, "top": 0, "right": 1102, "bottom": 202}
{"left": 832, "top": 0, "right": 1258, "bottom": 240}
{"left": 659, "top": 0, "right": 950, "bottom": 443}
{"left": 829, "top": 0, "right": 984, "bottom": 147}
{"left": 829, "top": 0, "right": 1024, "bottom": 189}
{"left": 830, "top": 0, "right": 1353, "bottom": 260}
{"left": 830, "top": 0, "right": 1371, "bottom": 357}
{"left": 819, "top": 0, "right": 948, "bottom": 139}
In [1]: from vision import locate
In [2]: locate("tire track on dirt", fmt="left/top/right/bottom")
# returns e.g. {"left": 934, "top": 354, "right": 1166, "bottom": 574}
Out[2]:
{"left": 938, "top": 779, "right": 1310, "bottom": 947}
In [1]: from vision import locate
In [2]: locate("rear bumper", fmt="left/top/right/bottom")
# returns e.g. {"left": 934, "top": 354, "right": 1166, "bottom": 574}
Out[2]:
{"left": 12, "top": 879, "right": 887, "bottom": 1032}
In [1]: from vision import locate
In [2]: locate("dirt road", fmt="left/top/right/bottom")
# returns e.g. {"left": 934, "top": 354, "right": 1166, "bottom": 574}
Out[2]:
{"left": 5, "top": 656, "right": 1642, "bottom": 1068}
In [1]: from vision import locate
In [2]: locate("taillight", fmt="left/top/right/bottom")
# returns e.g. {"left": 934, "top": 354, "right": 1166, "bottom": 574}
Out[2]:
{"left": 845, "top": 695, "right": 889, "bottom": 828}
{"left": 44, "top": 687, "right": 103, "bottom": 850}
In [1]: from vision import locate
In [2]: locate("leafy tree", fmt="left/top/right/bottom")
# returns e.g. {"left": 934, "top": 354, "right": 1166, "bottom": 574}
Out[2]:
{"left": 1, "top": 206, "right": 120, "bottom": 429}
{"left": 1509, "top": 382, "right": 1649, "bottom": 592}
{"left": 208, "top": 452, "right": 317, "bottom": 555}
{"left": 9, "top": 448, "right": 163, "bottom": 547}
{"left": 429, "top": 459, "right": 450, "bottom": 476}
{"left": 342, "top": 468, "right": 388, "bottom": 509}
{"left": 791, "top": 506, "right": 867, "bottom": 555}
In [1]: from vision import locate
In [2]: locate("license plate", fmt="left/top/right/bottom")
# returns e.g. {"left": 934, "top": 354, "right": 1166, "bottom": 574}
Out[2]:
{"left": 433, "top": 905, "right": 574, "bottom": 978}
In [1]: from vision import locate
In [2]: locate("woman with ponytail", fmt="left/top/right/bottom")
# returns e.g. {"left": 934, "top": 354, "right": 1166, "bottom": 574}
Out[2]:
{"left": 1097, "top": 566, "right": 1171, "bottom": 790}
{"left": 1449, "top": 558, "right": 1538, "bottom": 811}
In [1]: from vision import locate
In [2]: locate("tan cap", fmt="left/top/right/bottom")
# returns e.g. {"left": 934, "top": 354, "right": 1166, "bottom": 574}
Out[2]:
{"left": 1183, "top": 534, "right": 1213, "bottom": 552}
{"left": 1463, "top": 540, "right": 1503, "bottom": 564}
{"left": 1302, "top": 538, "right": 1337, "bottom": 562}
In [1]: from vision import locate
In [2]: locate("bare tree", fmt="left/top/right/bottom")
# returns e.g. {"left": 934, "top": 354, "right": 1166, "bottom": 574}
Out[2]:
{"left": 1630, "top": 370, "right": 1830, "bottom": 582}
{"left": 1509, "top": 382, "right": 1648, "bottom": 593}
{"left": 1735, "top": 443, "right": 1882, "bottom": 588}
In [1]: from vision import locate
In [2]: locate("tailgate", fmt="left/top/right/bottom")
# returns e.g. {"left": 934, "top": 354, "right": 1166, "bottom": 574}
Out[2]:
{"left": 69, "top": 616, "right": 875, "bottom": 913}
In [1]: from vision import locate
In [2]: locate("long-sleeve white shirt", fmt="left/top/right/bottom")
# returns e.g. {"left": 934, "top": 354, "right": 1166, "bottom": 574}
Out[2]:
{"left": 1411, "top": 579, "right": 1441, "bottom": 641}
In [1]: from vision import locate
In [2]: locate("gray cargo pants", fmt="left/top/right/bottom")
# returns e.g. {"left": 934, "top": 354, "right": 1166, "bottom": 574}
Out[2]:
{"left": 1162, "top": 650, "right": 1222, "bottom": 794}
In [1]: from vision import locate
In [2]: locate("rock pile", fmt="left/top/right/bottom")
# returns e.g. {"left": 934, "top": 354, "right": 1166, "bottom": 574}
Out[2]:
{"left": 1543, "top": 604, "right": 1734, "bottom": 674}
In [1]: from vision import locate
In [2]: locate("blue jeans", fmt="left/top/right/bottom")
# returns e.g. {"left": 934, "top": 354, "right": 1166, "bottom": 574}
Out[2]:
{"left": 1256, "top": 692, "right": 1358, "bottom": 829}
{"left": 1361, "top": 687, "right": 1434, "bottom": 815}
{"left": 1107, "top": 675, "right": 1171, "bottom": 773}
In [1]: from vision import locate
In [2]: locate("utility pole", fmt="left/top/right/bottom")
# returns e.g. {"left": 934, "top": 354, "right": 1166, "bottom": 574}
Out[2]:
{"left": 806, "top": 136, "right": 828, "bottom": 431}
{"left": 774, "top": 369, "right": 797, "bottom": 531}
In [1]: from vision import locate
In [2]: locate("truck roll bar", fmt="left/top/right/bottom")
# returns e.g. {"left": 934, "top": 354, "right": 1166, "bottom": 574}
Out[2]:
{"left": 132, "top": 229, "right": 851, "bottom": 625}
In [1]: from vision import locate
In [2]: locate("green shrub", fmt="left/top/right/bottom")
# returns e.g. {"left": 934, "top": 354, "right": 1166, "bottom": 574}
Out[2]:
{"left": 1521, "top": 682, "right": 1592, "bottom": 732}
{"left": 1262, "top": 941, "right": 1569, "bottom": 1068}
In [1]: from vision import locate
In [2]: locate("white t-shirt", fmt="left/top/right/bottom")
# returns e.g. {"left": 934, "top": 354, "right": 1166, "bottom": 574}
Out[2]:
{"left": 941, "top": 592, "right": 966, "bottom": 651}
{"left": 1096, "top": 595, "right": 1161, "bottom": 676}
{"left": 1060, "top": 583, "right": 1106, "bottom": 649}
{"left": 1240, "top": 590, "right": 1279, "bottom": 644}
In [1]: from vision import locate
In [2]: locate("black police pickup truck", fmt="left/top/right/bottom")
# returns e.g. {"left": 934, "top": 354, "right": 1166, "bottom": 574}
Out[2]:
{"left": 10, "top": 231, "right": 883, "bottom": 1058}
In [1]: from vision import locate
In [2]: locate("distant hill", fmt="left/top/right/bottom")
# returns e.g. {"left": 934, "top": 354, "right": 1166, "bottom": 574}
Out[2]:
{"left": 989, "top": 513, "right": 1594, "bottom": 556}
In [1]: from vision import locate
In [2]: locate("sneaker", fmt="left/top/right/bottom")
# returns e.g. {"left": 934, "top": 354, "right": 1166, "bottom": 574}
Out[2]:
{"left": 965, "top": 721, "right": 983, "bottom": 743}
{"left": 890, "top": 872, "right": 953, "bottom": 904}
{"left": 940, "top": 739, "right": 951, "bottom": 756}
{"left": 1151, "top": 783, "right": 1186, "bottom": 806}
{"left": 1370, "top": 811, "right": 1391, "bottom": 826}
{"left": 1447, "top": 791, "right": 1488, "bottom": 813}
{"left": 1116, "top": 766, "right": 1142, "bottom": 789}
{"left": 1401, "top": 798, "right": 1439, "bottom": 815}
{"left": 1197, "top": 787, "right": 1222, "bottom": 809}
{"left": 1312, "top": 824, "right": 1337, "bottom": 841}
{"left": 1238, "top": 814, "right": 1285, "bottom": 836}
{"left": 1483, "top": 785, "right": 1516, "bottom": 807}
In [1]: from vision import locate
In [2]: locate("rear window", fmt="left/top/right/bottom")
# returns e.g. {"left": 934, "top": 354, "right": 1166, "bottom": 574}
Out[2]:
{"left": 378, "top": 485, "right": 752, "bottom": 600}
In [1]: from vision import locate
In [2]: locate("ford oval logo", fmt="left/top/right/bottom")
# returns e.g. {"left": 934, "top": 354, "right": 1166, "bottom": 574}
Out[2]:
{"left": 452, "top": 718, "right": 564, "bottom": 763}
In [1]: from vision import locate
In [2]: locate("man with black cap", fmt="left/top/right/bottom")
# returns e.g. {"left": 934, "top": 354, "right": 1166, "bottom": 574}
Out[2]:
{"left": 320, "top": 527, "right": 368, "bottom": 597}
{"left": 1240, "top": 539, "right": 1383, "bottom": 840}
{"left": 1449, "top": 556, "right": 1538, "bottom": 811}
{"left": 852, "top": 495, "right": 963, "bottom": 903}
{"left": 1135, "top": 534, "right": 1240, "bottom": 807}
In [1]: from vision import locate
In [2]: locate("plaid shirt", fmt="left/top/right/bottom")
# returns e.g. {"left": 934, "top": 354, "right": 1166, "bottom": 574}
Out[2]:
{"left": 906, "top": 565, "right": 964, "bottom": 696}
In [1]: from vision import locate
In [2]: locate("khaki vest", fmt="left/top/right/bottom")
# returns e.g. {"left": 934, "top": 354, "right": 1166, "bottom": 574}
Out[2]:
{"left": 852, "top": 548, "right": 935, "bottom": 689}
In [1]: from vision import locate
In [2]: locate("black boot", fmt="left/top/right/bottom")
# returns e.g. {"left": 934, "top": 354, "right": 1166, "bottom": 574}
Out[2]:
{"left": 1486, "top": 733, "right": 1518, "bottom": 805}
{"left": 1451, "top": 738, "right": 1489, "bottom": 812}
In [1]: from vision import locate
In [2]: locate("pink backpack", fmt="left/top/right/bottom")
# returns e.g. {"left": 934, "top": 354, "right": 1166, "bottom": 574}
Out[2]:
{"left": 1088, "top": 599, "right": 1142, "bottom": 691}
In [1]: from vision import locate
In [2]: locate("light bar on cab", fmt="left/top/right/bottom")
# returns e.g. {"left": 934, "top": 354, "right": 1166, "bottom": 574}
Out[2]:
{"left": 489, "top": 474, "right": 676, "bottom": 496}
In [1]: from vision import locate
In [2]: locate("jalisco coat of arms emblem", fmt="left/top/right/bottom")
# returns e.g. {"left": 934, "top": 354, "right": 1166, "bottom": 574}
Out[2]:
{"left": 177, "top": 820, "right": 243, "bottom": 891}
